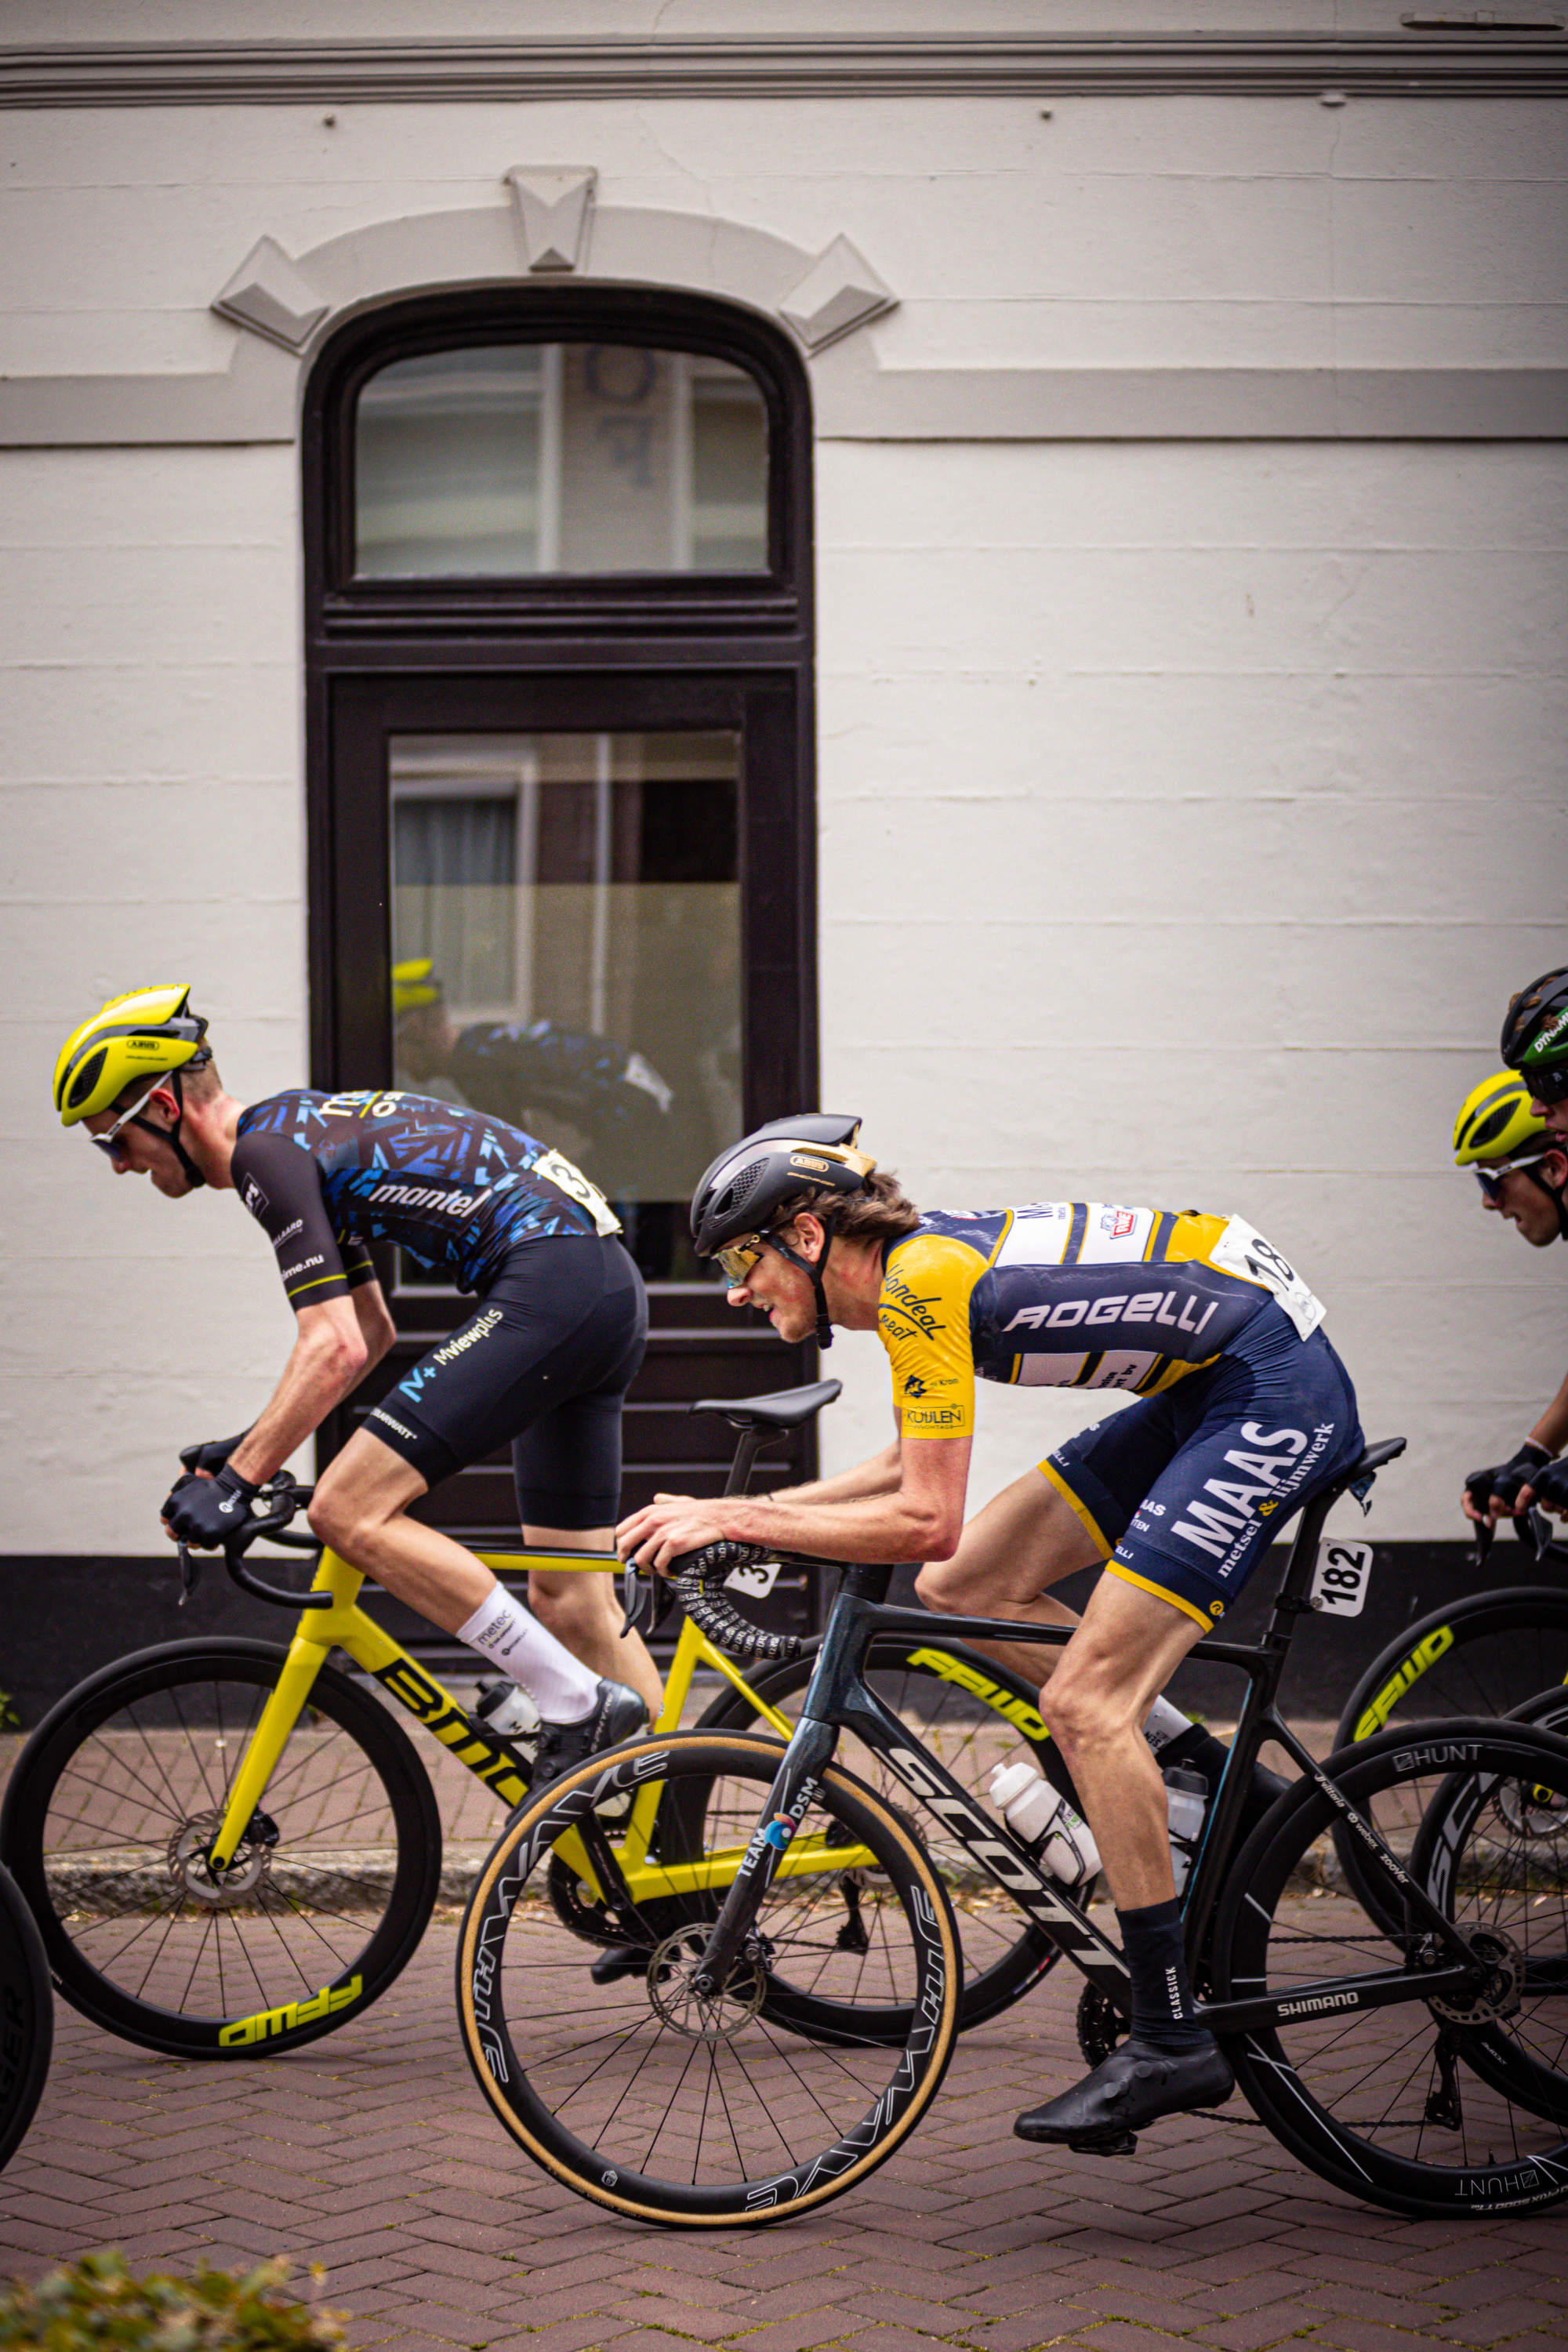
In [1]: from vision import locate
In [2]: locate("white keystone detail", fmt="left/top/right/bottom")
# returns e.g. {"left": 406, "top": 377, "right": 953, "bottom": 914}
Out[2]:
{"left": 506, "top": 168, "right": 597, "bottom": 273}
{"left": 211, "top": 238, "right": 331, "bottom": 351}
{"left": 778, "top": 236, "right": 897, "bottom": 352}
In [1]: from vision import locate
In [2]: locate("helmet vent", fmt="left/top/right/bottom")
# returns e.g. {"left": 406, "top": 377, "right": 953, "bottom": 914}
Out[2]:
{"left": 68, "top": 1047, "right": 107, "bottom": 1110}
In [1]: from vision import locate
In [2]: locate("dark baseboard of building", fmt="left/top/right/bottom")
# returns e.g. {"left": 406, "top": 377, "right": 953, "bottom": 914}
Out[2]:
{"left": 0, "top": 1540, "right": 1497, "bottom": 1733}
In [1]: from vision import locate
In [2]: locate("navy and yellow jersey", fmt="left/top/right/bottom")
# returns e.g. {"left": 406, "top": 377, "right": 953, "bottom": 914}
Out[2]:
{"left": 230, "top": 1088, "right": 619, "bottom": 1312}
{"left": 879, "top": 1203, "right": 1321, "bottom": 1441}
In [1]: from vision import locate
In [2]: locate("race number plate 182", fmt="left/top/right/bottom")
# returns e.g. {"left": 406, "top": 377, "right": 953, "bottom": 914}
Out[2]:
{"left": 1311, "top": 1537, "right": 1373, "bottom": 1618}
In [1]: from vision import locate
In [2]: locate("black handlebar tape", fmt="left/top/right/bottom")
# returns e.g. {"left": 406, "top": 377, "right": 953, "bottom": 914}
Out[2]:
{"left": 670, "top": 1539, "right": 808, "bottom": 1663}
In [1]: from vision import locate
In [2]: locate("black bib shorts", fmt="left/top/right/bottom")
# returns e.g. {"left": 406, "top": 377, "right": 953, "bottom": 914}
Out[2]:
{"left": 366, "top": 1232, "right": 648, "bottom": 1530}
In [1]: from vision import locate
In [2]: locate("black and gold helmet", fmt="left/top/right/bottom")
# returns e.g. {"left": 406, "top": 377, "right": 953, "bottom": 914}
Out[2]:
{"left": 691, "top": 1116, "right": 876, "bottom": 1345}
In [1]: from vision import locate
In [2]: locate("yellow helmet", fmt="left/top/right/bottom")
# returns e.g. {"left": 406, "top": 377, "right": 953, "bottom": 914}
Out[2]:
{"left": 1452, "top": 1069, "right": 1550, "bottom": 1169}
{"left": 391, "top": 957, "right": 443, "bottom": 1014}
{"left": 53, "top": 985, "right": 210, "bottom": 1127}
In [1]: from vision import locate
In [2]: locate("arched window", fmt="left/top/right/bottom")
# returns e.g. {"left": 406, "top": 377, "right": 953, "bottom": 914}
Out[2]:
{"left": 303, "top": 288, "right": 818, "bottom": 1539}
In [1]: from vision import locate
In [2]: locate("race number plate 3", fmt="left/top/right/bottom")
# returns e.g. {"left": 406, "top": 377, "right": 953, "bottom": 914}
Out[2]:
{"left": 1311, "top": 1537, "right": 1373, "bottom": 1617}
{"left": 1210, "top": 1216, "right": 1326, "bottom": 1341}
{"left": 531, "top": 1147, "right": 621, "bottom": 1238}
{"left": 724, "top": 1558, "right": 781, "bottom": 1601}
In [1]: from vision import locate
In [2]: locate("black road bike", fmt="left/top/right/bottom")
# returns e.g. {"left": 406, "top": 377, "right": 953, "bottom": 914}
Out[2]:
{"left": 0, "top": 1860, "right": 51, "bottom": 2171}
{"left": 457, "top": 1436, "right": 1568, "bottom": 2227}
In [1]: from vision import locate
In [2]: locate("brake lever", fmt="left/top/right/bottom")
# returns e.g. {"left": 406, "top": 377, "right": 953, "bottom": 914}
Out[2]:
{"left": 177, "top": 1541, "right": 202, "bottom": 1606}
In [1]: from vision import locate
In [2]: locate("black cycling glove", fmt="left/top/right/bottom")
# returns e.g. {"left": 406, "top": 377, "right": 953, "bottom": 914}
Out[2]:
{"left": 179, "top": 1428, "right": 252, "bottom": 1477}
{"left": 1465, "top": 1439, "right": 1552, "bottom": 1519}
{"left": 1530, "top": 1457, "right": 1568, "bottom": 1516}
{"left": 162, "top": 1463, "right": 261, "bottom": 1549}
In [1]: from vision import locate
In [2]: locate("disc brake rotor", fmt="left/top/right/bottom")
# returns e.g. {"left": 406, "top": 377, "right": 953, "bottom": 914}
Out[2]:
{"left": 168, "top": 1809, "right": 275, "bottom": 1907}
{"left": 644, "top": 1929, "right": 768, "bottom": 2038}
{"left": 1427, "top": 1926, "right": 1525, "bottom": 2026}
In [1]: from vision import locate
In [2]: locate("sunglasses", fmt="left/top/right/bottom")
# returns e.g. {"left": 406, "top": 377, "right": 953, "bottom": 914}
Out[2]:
{"left": 714, "top": 1234, "right": 769, "bottom": 1285}
{"left": 90, "top": 1077, "right": 169, "bottom": 1166}
{"left": 1523, "top": 1062, "right": 1568, "bottom": 1107}
{"left": 1475, "top": 1151, "right": 1552, "bottom": 1203}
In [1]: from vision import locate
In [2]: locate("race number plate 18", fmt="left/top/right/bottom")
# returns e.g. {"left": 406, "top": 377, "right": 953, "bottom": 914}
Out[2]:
{"left": 1311, "top": 1537, "right": 1373, "bottom": 1618}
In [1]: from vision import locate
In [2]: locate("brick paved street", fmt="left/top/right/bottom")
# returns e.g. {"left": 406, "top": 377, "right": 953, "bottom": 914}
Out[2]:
{"left": 4, "top": 1918, "right": 1564, "bottom": 2352}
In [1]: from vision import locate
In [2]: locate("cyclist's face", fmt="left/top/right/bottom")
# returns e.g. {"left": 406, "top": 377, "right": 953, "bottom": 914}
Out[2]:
{"left": 82, "top": 1089, "right": 192, "bottom": 1197}
{"left": 724, "top": 1229, "right": 818, "bottom": 1340}
{"left": 1532, "top": 1091, "right": 1568, "bottom": 1142}
{"left": 1480, "top": 1161, "right": 1564, "bottom": 1247}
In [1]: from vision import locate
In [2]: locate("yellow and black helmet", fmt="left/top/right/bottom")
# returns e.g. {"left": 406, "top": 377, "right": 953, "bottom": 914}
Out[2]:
{"left": 391, "top": 957, "right": 443, "bottom": 1014}
{"left": 53, "top": 985, "right": 210, "bottom": 1127}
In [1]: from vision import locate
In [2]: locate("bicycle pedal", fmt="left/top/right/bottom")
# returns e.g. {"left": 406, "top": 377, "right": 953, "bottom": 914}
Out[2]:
{"left": 1066, "top": 2131, "right": 1138, "bottom": 2157}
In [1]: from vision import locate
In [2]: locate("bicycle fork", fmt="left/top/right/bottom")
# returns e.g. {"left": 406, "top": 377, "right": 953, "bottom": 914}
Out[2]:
{"left": 691, "top": 1716, "right": 838, "bottom": 1996}
{"left": 205, "top": 1631, "right": 332, "bottom": 1876}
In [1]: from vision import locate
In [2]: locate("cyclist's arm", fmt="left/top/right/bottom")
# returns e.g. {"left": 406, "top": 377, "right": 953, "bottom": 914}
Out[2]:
{"left": 1517, "top": 1366, "right": 1568, "bottom": 1512}
{"left": 618, "top": 1434, "right": 971, "bottom": 1570}
{"left": 227, "top": 1296, "right": 369, "bottom": 1487}
{"left": 749, "top": 1439, "right": 903, "bottom": 1510}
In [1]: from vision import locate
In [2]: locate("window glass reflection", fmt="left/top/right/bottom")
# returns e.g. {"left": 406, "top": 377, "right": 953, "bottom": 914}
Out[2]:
{"left": 357, "top": 344, "right": 767, "bottom": 577}
{"left": 390, "top": 732, "right": 741, "bottom": 1283}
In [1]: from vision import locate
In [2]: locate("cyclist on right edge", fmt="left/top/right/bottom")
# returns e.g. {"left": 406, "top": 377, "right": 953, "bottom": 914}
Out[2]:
{"left": 1453, "top": 1065, "right": 1568, "bottom": 1534}
{"left": 618, "top": 1120, "right": 1364, "bottom": 2149}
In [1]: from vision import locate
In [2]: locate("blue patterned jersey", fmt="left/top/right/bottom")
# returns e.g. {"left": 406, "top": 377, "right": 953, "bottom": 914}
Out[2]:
{"left": 230, "top": 1088, "right": 619, "bottom": 1309}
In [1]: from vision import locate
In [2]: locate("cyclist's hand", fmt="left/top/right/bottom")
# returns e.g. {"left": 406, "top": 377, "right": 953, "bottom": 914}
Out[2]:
{"left": 178, "top": 1428, "right": 251, "bottom": 1478}
{"left": 162, "top": 1464, "right": 261, "bottom": 1549}
{"left": 1525, "top": 1456, "right": 1568, "bottom": 1519}
{"left": 616, "top": 1494, "right": 728, "bottom": 1574}
{"left": 1463, "top": 1440, "right": 1552, "bottom": 1526}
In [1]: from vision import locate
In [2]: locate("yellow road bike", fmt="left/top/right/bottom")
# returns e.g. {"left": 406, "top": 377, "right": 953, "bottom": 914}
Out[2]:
{"left": 0, "top": 1384, "right": 1062, "bottom": 2058}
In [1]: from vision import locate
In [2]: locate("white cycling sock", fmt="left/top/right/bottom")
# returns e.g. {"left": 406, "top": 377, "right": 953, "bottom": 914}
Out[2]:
{"left": 457, "top": 1587, "right": 598, "bottom": 1722}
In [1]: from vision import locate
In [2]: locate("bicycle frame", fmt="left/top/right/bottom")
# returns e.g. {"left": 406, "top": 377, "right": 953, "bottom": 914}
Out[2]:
{"left": 683, "top": 1461, "right": 1488, "bottom": 2040}
{"left": 201, "top": 1539, "right": 808, "bottom": 1887}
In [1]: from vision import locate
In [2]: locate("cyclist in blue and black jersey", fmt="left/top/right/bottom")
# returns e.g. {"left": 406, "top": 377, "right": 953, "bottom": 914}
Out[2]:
{"left": 52, "top": 985, "right": 659, "bottom": 1783}
{"left": 619, "top": 1116, "right": 1365, "bottom": 2150}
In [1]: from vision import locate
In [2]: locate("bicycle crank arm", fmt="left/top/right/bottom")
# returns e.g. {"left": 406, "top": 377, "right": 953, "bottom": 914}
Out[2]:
{"left": 691, "top": 1716, "right": 837, "bottom": 1995}
{"left": 1200, "top": 1960, "right": 1477, "bottom": 2038}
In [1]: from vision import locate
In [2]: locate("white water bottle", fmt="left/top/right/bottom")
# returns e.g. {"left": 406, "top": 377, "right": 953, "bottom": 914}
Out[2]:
{"left": 474, "top": 1679, "right": 541, "bottom": 1739}
{"left": 988, "top": 1760, "right": 1101, "bottom": 1886}
{"left": 1165, "top": 1766, "right": 1208, "bottom": 1894}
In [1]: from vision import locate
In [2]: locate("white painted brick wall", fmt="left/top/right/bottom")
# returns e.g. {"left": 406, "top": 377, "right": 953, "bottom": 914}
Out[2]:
{"left": 0, "top": 48, "right": 1563, "bottom": 1550}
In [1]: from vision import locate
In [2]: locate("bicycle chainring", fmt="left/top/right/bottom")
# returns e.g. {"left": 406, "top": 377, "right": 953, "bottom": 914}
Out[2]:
{"left": 1076, "top": 1983, "right": 1129, "bottom": 2067}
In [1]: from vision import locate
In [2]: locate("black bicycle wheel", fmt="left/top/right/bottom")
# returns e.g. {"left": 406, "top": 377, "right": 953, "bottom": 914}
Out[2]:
{"left": 0, "top": 1640, "right": 441, "bottom": 2058}
{"left": 1408, "top": 1685, "right": 1568, "bottom": 2123}
{"left": 457, "top": 1731, "right": 960, "bottom": 2225}
{"left": 1212, "top": 1719, "right": 1568, "bottom": 2219}
{"left": 1332, "top": 1589, "right": 1568, "bottom": 1931}
{"left": 0, "top": 1860, "right": 52, "bottom": 2170}
{"left": 698, "top": 1634, "right": 1065, "bottom": 2030}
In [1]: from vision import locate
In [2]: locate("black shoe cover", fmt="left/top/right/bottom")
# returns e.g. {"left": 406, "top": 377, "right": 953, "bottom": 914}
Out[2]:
{"left": 532, "top": 1679, "right": 648, "bottom": 1793}
{"left": 590, "top": 1942, "right": 652, "bottom": 1987}
{"left": 1014, "top": 2033, "right": 1234, "bottom": 2146}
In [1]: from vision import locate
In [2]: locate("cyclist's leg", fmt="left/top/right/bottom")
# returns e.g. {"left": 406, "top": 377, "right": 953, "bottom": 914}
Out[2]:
{"left": 308, "top": 1428, "right": 601, "bottom": 1718}
{"left": 913, "top": 1470, "right": 1096, "bottom": 1691}
{"left": 1017, "top": 1315, "right": 1363, "bottom": 2144}
{"left": 514, "top": 1250, "right": 661, "bottom": 1717}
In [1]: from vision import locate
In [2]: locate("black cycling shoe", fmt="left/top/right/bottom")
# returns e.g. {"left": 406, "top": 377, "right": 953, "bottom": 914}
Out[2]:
{"left": 589, "top": 1943, "right": 652, "bottom": 1987}
{"left": 1014, "top": 2032, "right": 1234, "bottom": 2151}
{"left": 531, "top": 1679, "right": 649, "bottom": 1793}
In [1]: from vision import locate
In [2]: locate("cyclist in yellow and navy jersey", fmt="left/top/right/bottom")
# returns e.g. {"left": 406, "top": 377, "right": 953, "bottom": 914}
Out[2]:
{"left": 619, "top": 1116, "right": 1363, "bottom": 2152}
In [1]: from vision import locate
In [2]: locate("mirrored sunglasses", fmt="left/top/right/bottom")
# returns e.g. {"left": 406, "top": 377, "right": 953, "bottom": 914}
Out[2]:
{"left": 1523, "top": 1060, "right": 1568, "bottom": 1106}
{"left": 90, "top": 1076, "right": 167, "bottom": 1165}
{"left": 715, "top": 1235, "right": 768, "bottom": 1284}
